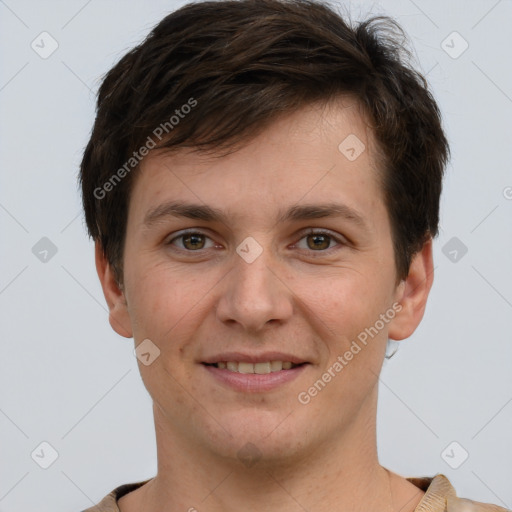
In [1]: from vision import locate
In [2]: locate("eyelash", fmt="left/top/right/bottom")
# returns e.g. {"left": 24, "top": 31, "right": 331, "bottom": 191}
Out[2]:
{"left": 166, "top": 228, "right": 346, "bottom": 256}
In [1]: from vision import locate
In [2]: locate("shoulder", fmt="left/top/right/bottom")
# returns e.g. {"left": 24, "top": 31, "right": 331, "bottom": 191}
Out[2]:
{"left": 446, "top": 495, "right": 510, "bottom": 512}
{"left": 80, "top": 479, "right": 152, "bottom": 512}
{"left": 409, "top": 474, "right": 510, "bottom": 512}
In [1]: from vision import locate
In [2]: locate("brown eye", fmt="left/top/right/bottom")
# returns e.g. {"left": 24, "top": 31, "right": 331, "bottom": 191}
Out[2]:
{"left": 182, "top": 233, "right": 206, "bottom": 250}
{"left": 306, "top": 233, "right": 331, "bottom": 250}
{"left": 168, "top": 231, "right": 215, "bottom": 251}
{"left": 294, "top": 229, "right": 344, "bottom": 254}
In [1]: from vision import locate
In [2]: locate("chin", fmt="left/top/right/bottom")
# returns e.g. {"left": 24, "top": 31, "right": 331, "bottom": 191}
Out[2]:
{"left": 201, "top": 409, "right": 308, "bottom": 465}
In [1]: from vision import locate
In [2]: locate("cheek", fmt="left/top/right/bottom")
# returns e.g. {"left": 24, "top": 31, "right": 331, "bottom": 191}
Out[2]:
{"left": 299, "top": 270, "right": 390, "bottom": 337}
{"left": 124, "top": 261, "right": 207, "bottom": 357}
{"left": 295, "top": 270, "right": 391, "bottom": 395}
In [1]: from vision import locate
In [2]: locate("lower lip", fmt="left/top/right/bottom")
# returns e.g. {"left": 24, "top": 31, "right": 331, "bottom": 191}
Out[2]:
{"left": 202, "top": 364, "right": 308, "bottom": 392}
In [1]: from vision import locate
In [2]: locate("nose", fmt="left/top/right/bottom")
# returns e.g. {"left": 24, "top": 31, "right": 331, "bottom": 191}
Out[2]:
{"left": 215, "top": 241, "right": 293, "bottom": 334}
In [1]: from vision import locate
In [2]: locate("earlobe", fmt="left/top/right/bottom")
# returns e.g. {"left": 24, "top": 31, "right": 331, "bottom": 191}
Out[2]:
{"left": 95, "top": 241, "right": 133, "bottom": 339}
{"left": 388, "top": 239, "right": 434, "bottom": 341}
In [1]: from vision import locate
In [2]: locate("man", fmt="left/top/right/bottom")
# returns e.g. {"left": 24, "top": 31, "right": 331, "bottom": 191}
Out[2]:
{"left": 79, "top": 0, "right": 508, "bottom": 510}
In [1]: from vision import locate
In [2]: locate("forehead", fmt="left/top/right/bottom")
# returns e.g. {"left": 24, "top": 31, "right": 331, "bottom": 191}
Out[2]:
{"left": 127, "top": 98, "right": 385, "bottom": 228}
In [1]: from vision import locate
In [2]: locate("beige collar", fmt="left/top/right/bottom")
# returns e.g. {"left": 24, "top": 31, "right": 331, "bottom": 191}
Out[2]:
{"left": 84, "top": 474, "right": 509, "bottom": 512}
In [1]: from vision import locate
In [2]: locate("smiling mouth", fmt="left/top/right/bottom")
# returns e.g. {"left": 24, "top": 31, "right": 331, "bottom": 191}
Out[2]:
{"left": 203, "top": 361, "right": 305, "bottom": 374}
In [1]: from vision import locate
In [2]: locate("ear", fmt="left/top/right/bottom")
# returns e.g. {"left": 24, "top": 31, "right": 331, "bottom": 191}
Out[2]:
{"left": 388, "top": 239, "right": 434, "bottom": 341}
{"left": 95, "top": 241, "right": 133, "bottom": 338}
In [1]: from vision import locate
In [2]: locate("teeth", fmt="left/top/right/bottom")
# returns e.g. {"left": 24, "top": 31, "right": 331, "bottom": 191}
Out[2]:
{"left": 270, "top": 361, "right": 282, "bottom": 372}
{"left": 213, "top": 361, "right": 298, "bottom": 373}
{"left": 254, "top": 362, "right": 271, "bottom": 374}
{"left": 238, "top": 362, "right": 254, "bottom": 374}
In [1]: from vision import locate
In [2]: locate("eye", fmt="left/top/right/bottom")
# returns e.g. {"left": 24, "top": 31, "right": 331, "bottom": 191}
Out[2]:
{"left": 166, "top": 229, "right": 346, "bottom": 254}
{"left": 295, "top": 229, "right": 344, "bottom": 252}
{"left": 167, "top": 230, "right": 216, "bottom": 251}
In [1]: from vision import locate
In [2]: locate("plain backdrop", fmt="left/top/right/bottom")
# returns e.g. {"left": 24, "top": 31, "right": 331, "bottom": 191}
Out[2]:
{"left": 1, "top": 0, "right": 511, "bottom": 511}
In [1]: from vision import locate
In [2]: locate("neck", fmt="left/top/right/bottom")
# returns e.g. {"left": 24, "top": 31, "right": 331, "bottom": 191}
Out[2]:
{"left": 136, "top": 387, "right": 405, "bottom": 512}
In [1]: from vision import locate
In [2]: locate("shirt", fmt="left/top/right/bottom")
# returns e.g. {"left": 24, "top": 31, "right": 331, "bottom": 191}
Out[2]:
{"left": 81, "top": 474, "right": 510, "bottom": 512}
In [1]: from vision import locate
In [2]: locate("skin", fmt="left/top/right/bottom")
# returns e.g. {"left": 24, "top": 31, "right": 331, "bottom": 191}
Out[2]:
{"left": 97, "top": 98, "right": 434, "bottom": 512}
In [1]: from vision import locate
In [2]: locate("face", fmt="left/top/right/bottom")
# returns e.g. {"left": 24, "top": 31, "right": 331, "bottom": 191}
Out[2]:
{"left": 99, "top": 99, "right": 431, "bottom": 466}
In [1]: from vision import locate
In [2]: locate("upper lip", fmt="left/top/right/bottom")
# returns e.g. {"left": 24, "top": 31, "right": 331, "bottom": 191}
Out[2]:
{"left": 201, "top": 352, "right": 308, "bottom": 364}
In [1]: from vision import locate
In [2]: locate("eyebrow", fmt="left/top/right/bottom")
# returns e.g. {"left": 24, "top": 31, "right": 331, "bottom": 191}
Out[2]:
{"left": 143, "top": 201, "right": 368, "bottom": 229}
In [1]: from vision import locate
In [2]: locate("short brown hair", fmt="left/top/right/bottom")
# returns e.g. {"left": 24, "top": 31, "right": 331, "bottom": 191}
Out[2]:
{"left": 79, "top": 0, "right": 449, "bottom": 285}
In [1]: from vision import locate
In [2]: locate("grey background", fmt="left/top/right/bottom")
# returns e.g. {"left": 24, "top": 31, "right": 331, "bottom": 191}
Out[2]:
{"left": 1, "top": 0, "right": 511, "bottom": 510}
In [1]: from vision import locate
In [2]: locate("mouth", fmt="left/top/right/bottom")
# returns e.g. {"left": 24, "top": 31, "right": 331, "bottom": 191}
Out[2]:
{"left": 203, "top": 361, "right": 305, "bottom": 374}
{"left": 201, "top": 355, "right": 310, "bottom": 392}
